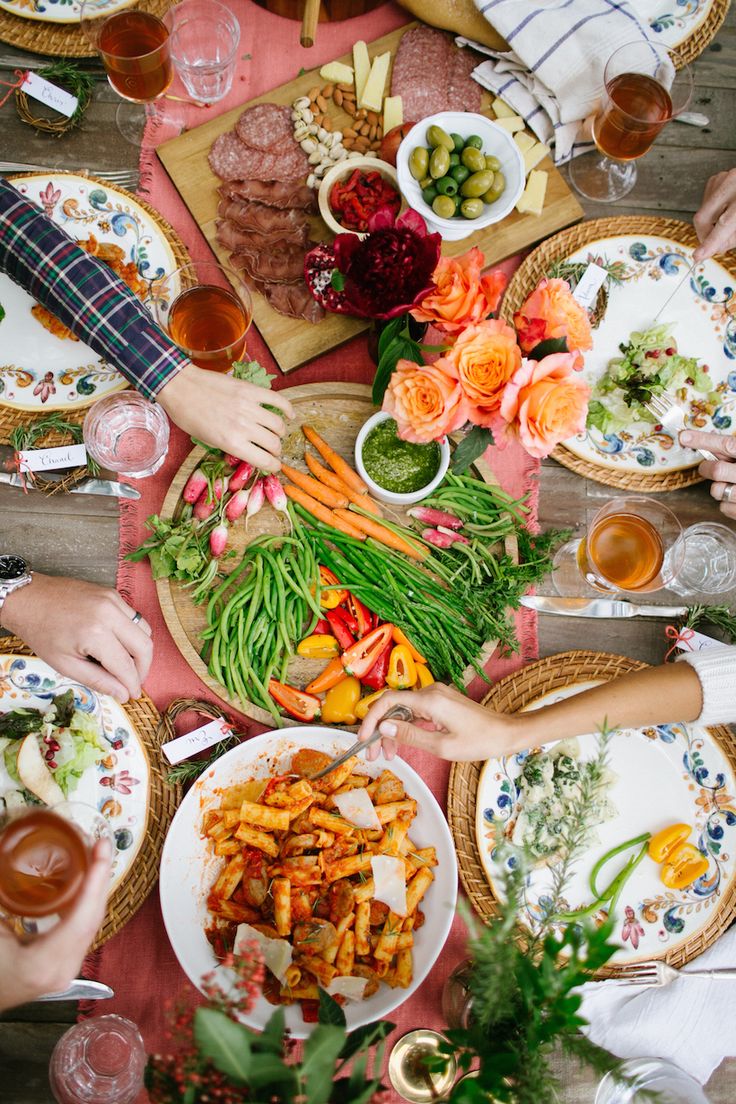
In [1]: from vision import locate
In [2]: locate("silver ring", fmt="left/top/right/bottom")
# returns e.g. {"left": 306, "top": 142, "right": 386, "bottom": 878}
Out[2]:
{"left": 131, "top": 610, "right": 143, "bottom": 625}
{"left": 723, "top": 485, "right": 734, "bottom": 503}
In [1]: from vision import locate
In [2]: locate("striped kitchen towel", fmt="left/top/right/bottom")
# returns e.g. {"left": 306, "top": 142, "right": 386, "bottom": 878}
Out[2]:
{"left": 458, "top": 0, "right": 669, "bottom": 163}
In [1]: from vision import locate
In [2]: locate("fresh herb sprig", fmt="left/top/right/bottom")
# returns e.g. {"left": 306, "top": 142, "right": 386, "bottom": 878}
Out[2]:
{"left": 682, "top": 603, "right": 736, "bottom": 643}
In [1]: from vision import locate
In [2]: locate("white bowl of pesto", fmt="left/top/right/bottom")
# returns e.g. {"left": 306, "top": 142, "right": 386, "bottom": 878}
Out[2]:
{"left": 354, "top": 411, "right": 450, "bottom": 506}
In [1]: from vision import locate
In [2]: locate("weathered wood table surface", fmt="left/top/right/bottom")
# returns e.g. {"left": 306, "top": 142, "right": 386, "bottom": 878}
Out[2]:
{"left": 1, "top": 7, "right": 736, "bottom": 1101}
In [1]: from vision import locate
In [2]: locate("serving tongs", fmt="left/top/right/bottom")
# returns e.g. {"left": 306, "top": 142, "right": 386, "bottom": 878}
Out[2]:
{"left": 306, "top": 705, "right": 415, "bottom": 781}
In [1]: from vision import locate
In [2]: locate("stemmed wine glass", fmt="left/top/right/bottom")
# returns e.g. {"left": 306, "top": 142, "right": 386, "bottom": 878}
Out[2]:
{"left": 79, "top": 0, "right": 175, "bottom": 145}
{"left": 569, "top": 41, "right": 693, "bottom": 203}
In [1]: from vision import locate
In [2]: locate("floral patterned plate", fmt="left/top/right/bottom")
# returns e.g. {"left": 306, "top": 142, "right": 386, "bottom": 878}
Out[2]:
{"left": 0, "top": 654, "right": 150, "bottom": 893}
{"left": 560, "top": 233, "right": 735, "bottom": 474}
{"left": 0, "top": 0, "right": 127, "bottom": 26}
{"left": 648, "top": 0, "right": 717, "bottom": 55}
{"left": 475, "top": 681, "right": 736, "bottom": 966}
{"left": 0, "top": 173, "right": 179, "bottom": 412}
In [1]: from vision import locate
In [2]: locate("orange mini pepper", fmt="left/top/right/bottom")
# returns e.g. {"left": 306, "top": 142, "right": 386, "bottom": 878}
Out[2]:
{"left": 648, "top": 823, "right": 692, "bottom": 863}
{"left": 387, "top": 644, "right": 417, "bottom": 690}
{"left": 318, "top": 565, "right": 347, "bottom": 609}
{"left": 661, "top": 842, "right": 709, "bottom": 890}
{"left": 305, "top": 657, "right": 345, "bottom": 695}
{"left": 391, "top": 626, "right": 426, "bottom": 664}
{"left": 297, "top": 634, "right": 340, "bottom": 659}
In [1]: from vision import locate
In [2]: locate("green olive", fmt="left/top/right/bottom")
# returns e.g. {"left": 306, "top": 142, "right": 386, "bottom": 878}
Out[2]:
{"left": 418, "top": 175, "right": 433, "bottom": 189}
{"left": 409, "top": 147, "right": 429, "bottom": 181}
{"left": 460, "top": 197, "right": 484, "bottom": 219}
{"left": 465, "top": 134, "right": 483, "bottom": 150}
{"left": 426, "top": 125, "right": 454, "bottom": 151}
{"left": 482, "top": 171, "right": 506, "bottom": 202}
{"left": 432, "top": 194, "right": 457, "bottom": 220}
{"left": 461, "top": 146, "right": 486, "bottom": 173}
{"left": 421, "top": 184, "right": 438, "bottom": 205}
{"left": 453, "top": 193, "right": 464, "bottom": 216}
{"left": 436, "top": 175, "right": 458, "bottom": 196}
{"left": 484, "top": 154, "right": 501, "bottom": 172}
{"left": 449, "top": 152, "right": 460, "bottom": 168}
{"left": 451, "top": 132, "right": 465, "bottom": 152}
{"left": 450, "top": 164, "right": 470, "bottom": 185}
{"left": 460, "top": 170, "right": 494, "bottom": 198}
{"left": 429, "top": 146, "right": 451, "bottom": 180}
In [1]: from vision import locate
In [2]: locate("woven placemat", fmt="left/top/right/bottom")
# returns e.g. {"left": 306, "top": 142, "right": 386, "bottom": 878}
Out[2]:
{"left": 448, "top": 649, "right": 736, "bottom": 975}
{"left": 501, "top": 215, "right": 736, "bottom": 494}
{"left": 0, "top": 634, "right": 180, "bottom": 948}
{"left": 0, "top": 171, "right": 191, "bottom": 443}
{"left": 0, "top": 0, "right": 171, "bottom": 57}
{"left": 673, "top": 0, "right": 731, "bottom": 67}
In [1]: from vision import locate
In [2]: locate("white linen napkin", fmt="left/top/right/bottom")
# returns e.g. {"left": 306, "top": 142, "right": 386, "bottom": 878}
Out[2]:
{"left": 457, "top": 0, "right": 669, "bottom": 162}
{"left": 578, "top": 926, "right": 736, "bottom": 1084}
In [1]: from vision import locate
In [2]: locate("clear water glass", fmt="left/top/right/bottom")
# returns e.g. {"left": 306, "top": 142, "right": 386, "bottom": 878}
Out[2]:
{"left": 49, "top": 1015, "right": 145, "bottom": 1104}
{"left": 168, "top": 0, "right": 240, "bottom": 104}
{"left": 595, "top": 1057, "right": 711, "bottom": 1104}
{"left": 669, "top": 522, "right": 736, "bottom": 597}
{"left": 83, "top": 392, "right": 170, "bottom": 478}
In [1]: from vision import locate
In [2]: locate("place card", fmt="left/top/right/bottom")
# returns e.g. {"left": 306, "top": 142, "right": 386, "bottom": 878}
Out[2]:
{"left": 162, "top": 717, "right": 232, "bottom": 765}
{"left": 20, "top": 72, "right": 78, "bottom": 119}
{"left": 17, "top": 444, "right": 87, "bottom": 472}
{"left": 674, "top": 628, "right": 722, "bottom": 653}
{"left": 572, "top": 262, "right": 608, "bottom": 310}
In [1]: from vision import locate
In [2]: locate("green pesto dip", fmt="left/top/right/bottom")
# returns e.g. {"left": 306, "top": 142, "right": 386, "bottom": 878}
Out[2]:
{"left": 362, "top": 417, "right": 441, "bottom": 494}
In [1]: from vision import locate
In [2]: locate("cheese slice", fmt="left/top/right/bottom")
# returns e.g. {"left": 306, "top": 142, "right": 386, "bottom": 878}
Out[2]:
{"left": 492, "top": 97, "right": 516, "bottom": 119}
{"left": 320, "top": 61, "right": 354, "bottom": 86}
{"left": 371, "top": 854, "right": 407, "bottom": 917}
{"left": 523, "top": 141, "right": 551, "bottom": 175}
{"left": 516, "top": 170, "right": 548, "bottom": 216}
{"left": 382, "top": 94, "right": 403, "bottom": 136}
{"left": 513, "top": 131, "right": 536, "bottom": 155}
{"left": 333, "top": 788, "right": 382, "bottom": 830}
{"left": 493, "top": 115, "right": 524, "bottom": 134}
{"left": 353, "top": 40, "right": 371, "bottom": 103}
{"left": 235, "top": 922, "right": 293, "bottom": 984}
{"left": 326, "top": 975, "right": 368, "bottom": 1001}
{"left": 359, "top": 51, "right": 391, "bottom": 112}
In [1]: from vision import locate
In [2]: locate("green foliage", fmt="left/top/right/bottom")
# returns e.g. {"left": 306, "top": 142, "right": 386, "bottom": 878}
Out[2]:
{"left": 371, "top": 317, "right": 423, "bottom": 405}
{"left": 526, "top": 336, "right": 568, "bottom": 361}
{"left": 450, "top": 426, "right": 495, "bottom": 473}
{"left": 683, "top": 603, "right": 736, "bottom": 644}
{"left": 0, "top": 302, "right": 5, "bottom": 324}
{"left": 194, "top": 1008, "right": 252, "bottom": 1084}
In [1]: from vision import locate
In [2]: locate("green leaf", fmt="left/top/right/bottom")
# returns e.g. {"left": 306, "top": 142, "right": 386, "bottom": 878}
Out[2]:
{"left": 255, "top": 1005, "right": 287, "bottom": 1054}
{"left": 450, "top": 426, "right": 495, "bottom": 473}
{"left": 527, "top": 336, "right": 568, "bottom": 360}
{"left": 242, "top": 52, "right": 252, "bottom": 60}
{"left": 247, "top": 1054, "right": 297, "bottom": 1090}
{"left": 231, "top": 358, "right": 275, "bottom": 390}
{"left": 301, "top": 1025, "right": 346, "bottom": 1104}
{"left": 298, "top": 66, "right": 307, "bottom": 75}
{"left": 372, "top": 335, "right": 423, "bottom": 406}
{"left": 0, "top": 303, "right": 5, "bottom": 325}
{"left": 377, "top": 316, "right": 405, "bottom": 361}
{"left": 194, "top": 1007, "right": 252, "bottom": 1085}
{"left": 331, "top": 269, "right": 346, "bottom": 292}
{"left": 318, "top": 987, "right": 346, "bottom": 1027}
{"left": 338, "top": 1019, "right": 393, "bottom": 1062}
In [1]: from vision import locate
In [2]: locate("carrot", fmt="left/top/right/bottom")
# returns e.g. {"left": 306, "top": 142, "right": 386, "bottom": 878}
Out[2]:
{"left": 283, "top": 485, "right": 366, "bottom": 541}
{"left": 280, "top": 463, "right": 349, "bottom": 510}
{"left": 302, "top": 424, "right": 369, "bottom": 496}
{"left": 305, "top": 453, "right": 382, "bottom": 517}
{"left": 333, "top": 509, "right": 429, "bottom": 561}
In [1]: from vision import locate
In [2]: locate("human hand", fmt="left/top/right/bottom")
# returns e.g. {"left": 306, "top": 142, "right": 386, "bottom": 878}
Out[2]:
{"left": 0, "top": 837, "right": 111, "bottom": 1012}
{"left": 157, "top": 364, "right": 295, "bottom": 473}
{"left": 0, "top": 574, "right": 152, "bottom": 702}
{"left": 679, "top": 429, "right": 736, "bottom": 518}
{"left": 693, "top": 169, "right": 736, "bottom": 261}
{"left": 357, "top": 683, "right": 522, "bottom": 763}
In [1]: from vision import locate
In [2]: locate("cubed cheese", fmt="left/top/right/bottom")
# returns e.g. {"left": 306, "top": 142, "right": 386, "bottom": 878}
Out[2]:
{"left": 492, "top": 97, "right": 516, "bottom": 119}
{"left": 513, "top": 132, "right": 536, "bottom": 155}
{"left": 382, "top": 94, "right": 403, "bottom": 136}
{"left": 516, "top": 170, "right": 548, "bottom": 216}
{"left": 359, "top": 51, "right": 391, "bottom": 112}
{"left": 493, "top": 114, "right": 524, "bottom": 134}
{"left": 319, "top": 61, "right": 354, "bottom": 85}
{"left": 353, "top": 40, "right": 371, "bottom": 103}
{"left": 523, "top": 141, "right": 551, "bottom": 174}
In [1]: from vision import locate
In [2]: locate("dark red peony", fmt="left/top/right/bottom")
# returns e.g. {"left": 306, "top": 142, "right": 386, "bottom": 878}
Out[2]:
{"left": 304, "top": 207, "right": 442, "bottom": 320}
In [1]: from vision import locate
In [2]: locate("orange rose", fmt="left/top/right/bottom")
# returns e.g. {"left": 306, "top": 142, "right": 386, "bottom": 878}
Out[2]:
{"left": 513, "top": 277, "right": 593, "bottom": 361}
{"left": 410, "top": 247, "right": 508, "bottom": 334}
{"left": 498, "top": 353, "right": 590, "bottom": 458}
{"left": 443, "top": 319, "right": 522, "bottom": 428}
{"left": 383, "top": 359, "right": 468, "bottom": 443}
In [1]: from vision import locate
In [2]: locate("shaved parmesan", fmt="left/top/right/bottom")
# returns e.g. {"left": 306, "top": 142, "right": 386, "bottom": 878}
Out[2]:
{"left": 332, "top": 788, "right": 381, "bottom": 830}
{"left": 371, "top": 855, "right": 407, "bottom": 917}
{"left": 235, "top": 922, "right": 292, "bottom": 984}
{"left": 327, "top": 975, "right": 368, "bottom": 1001}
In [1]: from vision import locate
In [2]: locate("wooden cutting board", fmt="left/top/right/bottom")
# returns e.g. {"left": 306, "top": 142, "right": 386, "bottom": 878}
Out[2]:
{"left": 157, "top": 22, "right": 583, "bottom": 373}
{"left": 156, "top": 382, "right": 514, "bottom": 726}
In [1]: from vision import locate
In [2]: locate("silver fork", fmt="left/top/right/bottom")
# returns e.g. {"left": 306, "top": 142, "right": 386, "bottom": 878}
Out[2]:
{"left": 0, "top": 163, "right": 140, "bottom": 189}
{"left": 644, "top": 393, "right": 717, "bottom": 461}
{"left": 610, "top": 961, "right": 736, "bottom": 988}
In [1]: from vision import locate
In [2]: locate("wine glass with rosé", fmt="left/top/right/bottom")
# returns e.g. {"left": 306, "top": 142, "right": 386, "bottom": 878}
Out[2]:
{"left": 551, "top": 495, "right": 685, "bottom": 597}
{"left": 79, "top": 0, "right": 175, "bottom": 145}
{"left": 569, "top": 41, "right": 693, "bottom": 203}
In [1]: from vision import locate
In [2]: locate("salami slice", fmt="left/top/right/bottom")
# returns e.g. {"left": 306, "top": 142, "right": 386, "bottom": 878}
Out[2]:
{"left": 447, "top": 47, "right": 482, "bottom": 113}
{"left": 235, "top": 103, "right": 293, "bottom": 151}
{"left": 391, "top": 26, "right": 451, "bottom": 122}
{"left": 209, "top": 131, "right": 309, "bottom": 183}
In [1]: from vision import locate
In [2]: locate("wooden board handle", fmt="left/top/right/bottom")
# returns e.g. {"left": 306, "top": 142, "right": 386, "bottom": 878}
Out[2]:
{"left": 301, "top": 0, "right": 320, "bottom": 46}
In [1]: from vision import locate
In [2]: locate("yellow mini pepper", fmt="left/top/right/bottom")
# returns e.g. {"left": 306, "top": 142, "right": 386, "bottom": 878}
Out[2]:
{"left": 387, "top": 644, "right": 417, "bottom": 690}
{"left": 355, "top": 688, "right": 388, "bottom": 720}
{"left": 297, "top": 634, "right": 340, "bottom": 659}
{"left": 322, "top": 676, "right": 361, "bottom": 725}
{"left": 414, "top": 663, "right": 434, "bottom": 688}
{"left": 648, "top": 822, "right": 709, "bottom": 891}
{"left": 648, "top": 823, "right": 691, "bottom": 863}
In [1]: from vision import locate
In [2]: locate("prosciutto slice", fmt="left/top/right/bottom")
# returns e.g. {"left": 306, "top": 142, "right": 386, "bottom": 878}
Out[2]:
{"left": 218, "top": 180, "right": 316, "bottom": 211}
{"left": 216, "top": 199, "right": 310, "bottom": 242}
{"left": 229, "top": 244, "right": 307, "bottom": 285}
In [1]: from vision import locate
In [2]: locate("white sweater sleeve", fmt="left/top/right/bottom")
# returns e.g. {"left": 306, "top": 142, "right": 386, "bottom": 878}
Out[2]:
{"left": 677, "top": 644, "right": 736, "bottom": 726}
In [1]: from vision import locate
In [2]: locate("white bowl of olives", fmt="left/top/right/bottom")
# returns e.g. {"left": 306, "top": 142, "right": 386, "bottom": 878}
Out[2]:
{"left": 396, "top": 111, "right": 525, "bottom": 241}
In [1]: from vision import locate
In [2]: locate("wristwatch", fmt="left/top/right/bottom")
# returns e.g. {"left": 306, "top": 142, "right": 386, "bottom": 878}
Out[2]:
{"left": 0, "top": 555, "right": 33, "bottom": 623}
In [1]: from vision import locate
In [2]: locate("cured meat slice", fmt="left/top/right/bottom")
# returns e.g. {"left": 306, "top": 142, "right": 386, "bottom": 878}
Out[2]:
{"left": 263, "top": 281, "right": 324, "bottom": 324}
{"left": 218, "top": 180, "right": 316, "bottom": 212}
{"left": 209, "top": 132, "right": 309, "bottom": 183}
{"left": 391, "top": 26, "right": 452, "bottom": 122}
{"left": 217, "top": 199, "right": 310, "bottom": 242}
{"left": 235, "top": 103, "right": 293, "bottom": 151}
{"left": 229, "top": 244, "right": 307, "bottom": 285}
{"left": 216, "top": 219, "right": 305, "bottom": 254}
{"left": 447, "top": 46, "right": 482, "bottom": 113}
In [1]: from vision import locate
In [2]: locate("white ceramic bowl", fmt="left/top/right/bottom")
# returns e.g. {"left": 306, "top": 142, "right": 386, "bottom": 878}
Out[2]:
{"left": 318, "top": 157, "right": 401, "bottom": 237}
{"left": 396, "top": 111, "right": 525, "bottom": 242}
{"left": 354, "top": 410, "right": 450, "bottom": 507}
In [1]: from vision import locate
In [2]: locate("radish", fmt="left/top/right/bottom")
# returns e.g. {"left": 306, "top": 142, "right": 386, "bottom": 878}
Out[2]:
{"left": 408, "top": 505, "right": 463, "bottom": 530}
{"left": 193, "top": 495, "right": 217, "bottom": 521}
{"left": 225, "top": 487, "right": 250, "bottom": 522}
{"left": 212, "top": 476, "right": 224, "bottom": 501}
{"left": 182, "top": 467, "right": 208, "bottom": 504}
{"left": 263, "top": 474, "right": 291, "bottom": 530}
{"left": 422, "top": 527, "right": 470, "bottom": 548}
{"left": 209, "top": 522, "right": 229, "bottom": 558}
{"left": 245, "top": 476, "right": 265, "bottom": 527}
{"left": 228, "top": 461, "right": 254, "bottom": 493}
{"left": 224, "top": 453, "right": 240, "bottom": 467}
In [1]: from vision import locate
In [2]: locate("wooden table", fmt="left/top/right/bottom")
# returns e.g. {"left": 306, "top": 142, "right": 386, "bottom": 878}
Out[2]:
{"left": 2, "top": 8, "right": 736, "bottom": 1100}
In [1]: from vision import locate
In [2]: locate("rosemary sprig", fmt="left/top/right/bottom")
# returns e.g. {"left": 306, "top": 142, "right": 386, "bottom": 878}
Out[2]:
{"left": 682, "top": 603, "right": 736, "bottom": 643}
{"left": 546, "top": 258, "right": 623, "bottom": 328}
{"left": 165, "top": 737, "right": 238, "bottom": 784}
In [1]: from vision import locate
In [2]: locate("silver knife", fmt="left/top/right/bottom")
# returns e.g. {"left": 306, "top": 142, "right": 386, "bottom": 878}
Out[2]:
{"left": 36, "top": 979, "right": 114, "bottom": 1002}
{"left": 0, "top": 471, "right": 140, "bottom": 500}
{"left": 520, "top": 596, "right": 689, "bottom": 618}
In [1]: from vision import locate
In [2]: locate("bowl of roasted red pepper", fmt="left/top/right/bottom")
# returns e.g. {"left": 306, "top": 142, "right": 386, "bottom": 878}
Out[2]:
{"left": 318, "top": 157, "right": 402, "bottom": 236}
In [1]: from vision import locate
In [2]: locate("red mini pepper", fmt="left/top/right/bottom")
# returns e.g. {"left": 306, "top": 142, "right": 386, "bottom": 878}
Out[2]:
{"left": 326, "top": 608, "right": 357, "bottom": 652}
{"left": 312, "top": 618, "right": 332, "bottom": 636}
{"left": 347, "top": 593, "right": 373, "bottom": 638}
{"left": 361, "top": 638, "right": 392, "bottom": 690}
{"left": 329, "top": 169, "right": 401, "bottom": 232}
{"left": 341, "top": 623, "right": 394, "bottom": 679}
{"left": 268, "top": 679, "right": 321, "bottom": 722}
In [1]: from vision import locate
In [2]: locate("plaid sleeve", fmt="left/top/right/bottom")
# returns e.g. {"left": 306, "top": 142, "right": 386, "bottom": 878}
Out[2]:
{"left": 0, "top": 178, "right": 189, "bottom": 400}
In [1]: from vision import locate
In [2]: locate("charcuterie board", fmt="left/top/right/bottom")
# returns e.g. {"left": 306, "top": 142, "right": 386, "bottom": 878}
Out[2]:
{"left": 157, "top": 22, "right": 583, "bottom": 373}
{"left": 155, "top": 382, "right": 515, "bottom": 726}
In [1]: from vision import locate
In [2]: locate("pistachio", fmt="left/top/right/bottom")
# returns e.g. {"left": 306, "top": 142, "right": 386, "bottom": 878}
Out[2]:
{"left": 301, "top": 108, "right": 314, "bottom": 125}
{"left": 300, "top": 137, "right": 318, "bottom": 153}
{"left": 306, "top": 172, "right": 317, "bottom": 189}
{"left": 308, "top": 150, "right": 322, "bottom": 165}
{"left": 293, "top": 124, "right": 309, "bottom": 141}
{"left": 293, "top": 96, "right": 310, "bottom": 110}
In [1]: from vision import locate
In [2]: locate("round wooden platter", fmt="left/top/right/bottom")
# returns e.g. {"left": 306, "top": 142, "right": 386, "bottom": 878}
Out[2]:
{"left": 156, "top": 381, "right": 516, "bottom": 727}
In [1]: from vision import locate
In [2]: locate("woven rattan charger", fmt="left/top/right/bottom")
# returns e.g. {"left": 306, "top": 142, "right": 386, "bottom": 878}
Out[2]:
{"left": 0, "top": 0, "right": 171, "bottom": 56}
{"left": 448, "top": 649, "right": 736, "bottom": 976}
{"left": 502, "top": 215, "right": 736, "bottom": 494}
{"left": 0, "top": 634, "right": 180, "bottom": 948}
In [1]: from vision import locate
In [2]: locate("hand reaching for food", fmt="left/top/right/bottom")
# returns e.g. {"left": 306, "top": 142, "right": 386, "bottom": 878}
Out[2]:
{"left": 679, "top": 428, "right": 736, "bottom": 517}
{"left": 693, "top": 168, "right": 736, "bottom": 261}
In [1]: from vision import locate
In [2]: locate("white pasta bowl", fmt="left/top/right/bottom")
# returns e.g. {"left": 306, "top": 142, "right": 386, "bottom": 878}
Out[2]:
{"left": 159, "top": 727, "right": 458, "bottom": 1038}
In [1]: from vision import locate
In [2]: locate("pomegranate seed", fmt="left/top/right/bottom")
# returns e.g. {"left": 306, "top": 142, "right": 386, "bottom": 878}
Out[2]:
{"left": 48, "top": 759, "right": 57, "bottom": 769}
{"left": 49, "top": 740, "right": 60, "bottom": 752}
{"left": 665, "top": 347, "right": 676, "bottom": 356}
{"left": 44, "top": 749, "right": 54, "bottom": 761}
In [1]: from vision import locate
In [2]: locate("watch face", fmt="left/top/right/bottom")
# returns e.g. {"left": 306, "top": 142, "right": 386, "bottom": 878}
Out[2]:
{"left": 0, "top": 555, "right": 27, "bottom": 581}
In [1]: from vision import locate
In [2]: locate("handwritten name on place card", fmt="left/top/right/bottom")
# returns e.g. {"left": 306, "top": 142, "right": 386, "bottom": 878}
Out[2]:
{"left": 18, "top": 444, "right": 87, "bottom": 472}
{"left": 162, "top": 718, "right": 232, "bottom": 765}
{"left": 21, "top": 72, "right": 78, "bottom": 118}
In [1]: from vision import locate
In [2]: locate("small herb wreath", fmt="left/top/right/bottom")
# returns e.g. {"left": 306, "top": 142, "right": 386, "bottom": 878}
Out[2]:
{"left": 9, "top": 412, "right": 98, "bottom": 495}
{"left": 15, "top": 61, "right": 94, "bottom": 136}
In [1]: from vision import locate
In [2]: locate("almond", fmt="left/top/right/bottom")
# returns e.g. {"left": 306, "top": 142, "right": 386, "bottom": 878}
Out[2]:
{"left": 368, "top": 124, "right": 377, "bottom": 140}
{"left": 333, "top": 88, "right": 344, "bottom": 107}
{"left": 337, "top": 82, "right": 353, "bottom": 92}
{"left": 308, "top": 85, "right": 320, "bottom": 102}
{"left": 376, "top": 126, "right": 383, "bottom": 140}
{"left": 342, "top": 135, "right": 356, "bottom": 149}
{"left": 366, "top": 111, "right": 379, "bottom": 126}
{"left": 322, "top": 83, "right": 334, "bottom": 98}
{"left": 353, "top": 136, "right": 370, "bottom": 151}
{"left": 313, "top": 112, "right": 324, "bottom": 126}
{"left": 321, "top": 116, "right": 333, "bottom": 132}
{"left": 316, "top": 94, "right": 328, "bottom": 112}
{"left": 359, "top": 121, "right": 371, "bottom": 136}
{"left": 343, "top": 127, "right": 358, "bottom": 139}
{"left": 343, "top": 100, "right": 357, "bottom": 116}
